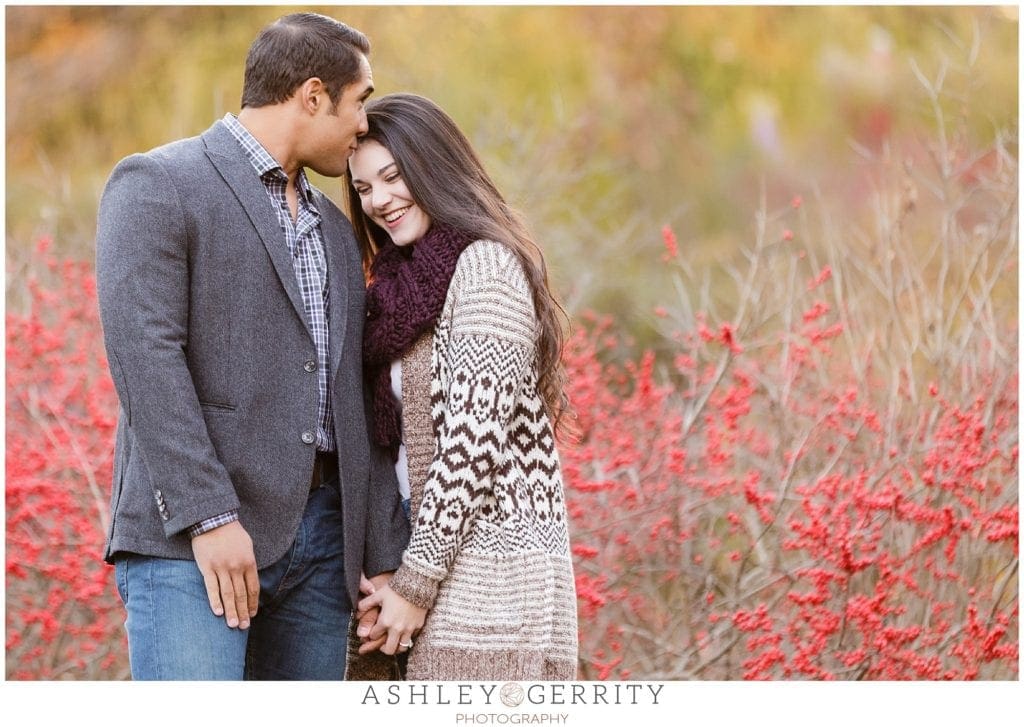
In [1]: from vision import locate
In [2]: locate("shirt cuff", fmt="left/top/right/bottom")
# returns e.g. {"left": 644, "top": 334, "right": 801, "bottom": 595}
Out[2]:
{"left": 187, "top": 510, "right": 240, "bottom": 539}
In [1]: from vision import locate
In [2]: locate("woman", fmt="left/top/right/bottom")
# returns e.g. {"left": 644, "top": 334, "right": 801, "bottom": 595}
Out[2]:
{"left": 345, "top": 93, "right": 578, "bottom": 680}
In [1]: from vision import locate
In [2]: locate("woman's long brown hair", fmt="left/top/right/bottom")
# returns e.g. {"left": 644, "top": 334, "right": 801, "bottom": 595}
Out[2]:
{"left": 344, "top": 93, "right": 569, "bottom": 432}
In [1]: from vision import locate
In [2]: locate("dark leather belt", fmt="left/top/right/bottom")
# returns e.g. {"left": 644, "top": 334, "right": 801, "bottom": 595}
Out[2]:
{"left": 311, "top": 451, "right": 338, "bottom": 491}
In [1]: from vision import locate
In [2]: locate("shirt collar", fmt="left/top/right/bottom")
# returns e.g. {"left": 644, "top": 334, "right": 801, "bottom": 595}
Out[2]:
{"left": 222, "top": 113, "right": 318, "bottom": 207}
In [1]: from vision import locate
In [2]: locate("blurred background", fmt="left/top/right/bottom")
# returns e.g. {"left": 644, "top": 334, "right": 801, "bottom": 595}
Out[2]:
{"left": 6, "top": 5, "right": 1017, "bottom": 329}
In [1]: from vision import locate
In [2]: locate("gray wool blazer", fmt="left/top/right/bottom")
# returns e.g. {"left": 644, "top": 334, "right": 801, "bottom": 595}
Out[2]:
{"left": 95, "top": 119, "right": 409, "bottom": 607}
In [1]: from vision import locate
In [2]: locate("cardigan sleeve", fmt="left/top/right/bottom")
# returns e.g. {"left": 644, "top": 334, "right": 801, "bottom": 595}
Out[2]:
{"left": 388, "top": 241, "right": 536, "bottom": 610}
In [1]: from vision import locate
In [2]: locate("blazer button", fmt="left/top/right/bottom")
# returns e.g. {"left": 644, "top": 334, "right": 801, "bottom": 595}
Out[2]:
{"left": 301, "top": 431, "right": 315, "bottom": 445}
{"left": 304, "top": 360, "right": 317, "bottom": 373}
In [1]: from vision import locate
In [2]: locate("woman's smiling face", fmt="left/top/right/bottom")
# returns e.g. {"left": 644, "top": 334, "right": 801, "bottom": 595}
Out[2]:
{"left": 349, "top": 139, "right": 432, "bottom": 246}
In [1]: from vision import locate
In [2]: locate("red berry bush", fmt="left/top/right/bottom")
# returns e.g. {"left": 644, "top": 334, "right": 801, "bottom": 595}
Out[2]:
{"left": 6, "top": 238, "right": 127, "bottom": 679}
{"left": 561, "top": 127, "right": 1018, "bottom": 679}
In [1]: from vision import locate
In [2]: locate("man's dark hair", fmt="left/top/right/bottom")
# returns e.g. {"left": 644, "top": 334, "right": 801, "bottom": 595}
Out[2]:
{"left": 241, "top": 13, "right": 370, "bottom": 109}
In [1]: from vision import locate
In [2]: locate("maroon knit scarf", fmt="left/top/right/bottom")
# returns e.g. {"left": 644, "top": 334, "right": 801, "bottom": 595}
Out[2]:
{"left": 364, "top": 224, "right": 475, "bottom": 456}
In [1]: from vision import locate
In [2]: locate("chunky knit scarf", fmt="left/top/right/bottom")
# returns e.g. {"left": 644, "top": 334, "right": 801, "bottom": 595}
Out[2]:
{"left": 364, "top": 224, "right": 475, "bottom": 456}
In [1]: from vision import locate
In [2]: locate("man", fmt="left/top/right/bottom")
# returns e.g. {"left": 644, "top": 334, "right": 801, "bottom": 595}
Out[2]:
{"left": 95, "top": 12, "right": 409, "bottom": 680}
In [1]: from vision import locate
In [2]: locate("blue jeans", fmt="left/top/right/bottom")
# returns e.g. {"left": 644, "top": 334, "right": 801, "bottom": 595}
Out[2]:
{"left": 114, "top": 478, "right": 349, "bottom": 680}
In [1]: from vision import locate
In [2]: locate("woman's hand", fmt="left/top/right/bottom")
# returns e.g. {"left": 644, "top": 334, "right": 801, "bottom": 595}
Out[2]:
{"left": 358, "top": 582, "right": 427, "bottom": 656}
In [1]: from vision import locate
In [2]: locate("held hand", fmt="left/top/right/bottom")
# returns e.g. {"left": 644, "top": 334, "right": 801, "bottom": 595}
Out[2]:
{"left": 356, "top": 572, "right": 378, "bottom": 613}
{"left": 355, "top": 575, "right": 383, "bottom": 653}
{"left": 358, "top": 583, "right": 426, "bottom": 656}
{"left": 191, "top": 520, "right": 259, "bottom": 629}
{"left": 356, "top": 572, "right": 395, "bottom": 654}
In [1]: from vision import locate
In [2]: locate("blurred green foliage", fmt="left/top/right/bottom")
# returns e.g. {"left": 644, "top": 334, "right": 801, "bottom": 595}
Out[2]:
{"left": 5, "top": 5, "right": 1017, "bottom": 325}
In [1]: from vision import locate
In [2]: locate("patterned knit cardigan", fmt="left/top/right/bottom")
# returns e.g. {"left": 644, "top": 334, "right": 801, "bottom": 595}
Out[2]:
{"left": 358, "top": 239, "right": 578, "bottom": 681}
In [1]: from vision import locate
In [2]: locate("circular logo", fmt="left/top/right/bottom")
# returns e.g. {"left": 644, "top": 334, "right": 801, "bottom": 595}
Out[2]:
{"left": 499, "top": 682, "right": 525, "bottom": 708}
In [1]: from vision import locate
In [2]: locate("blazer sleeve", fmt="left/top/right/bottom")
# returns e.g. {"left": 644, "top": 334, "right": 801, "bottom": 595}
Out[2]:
{"left": 388, "top": 244, "right": 536, "bottom": 609}
{"left": 95, "top": 153, "right": 240, "bottom": 537}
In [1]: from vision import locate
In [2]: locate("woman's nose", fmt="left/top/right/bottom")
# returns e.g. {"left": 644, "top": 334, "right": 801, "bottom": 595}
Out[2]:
{"left": 372, "top": 185, "right": 391, "bottom": 211}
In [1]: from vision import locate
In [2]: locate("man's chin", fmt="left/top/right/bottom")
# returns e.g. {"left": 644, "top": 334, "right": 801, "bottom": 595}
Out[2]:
{"left": 307, "top": 162, "right": 346, "bottom": 178}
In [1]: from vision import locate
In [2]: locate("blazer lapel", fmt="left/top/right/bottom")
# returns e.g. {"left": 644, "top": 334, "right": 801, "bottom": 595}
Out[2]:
{"left": 201, "top": 121, "right": 311, "bottom": 336}
{"left": 318, "top": 201, "right": 352, "bottom": 383}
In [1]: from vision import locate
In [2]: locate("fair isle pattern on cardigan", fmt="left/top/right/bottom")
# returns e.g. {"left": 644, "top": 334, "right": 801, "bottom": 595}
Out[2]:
{"left": 387, "top": 240, "right": 578, "bottom": 681}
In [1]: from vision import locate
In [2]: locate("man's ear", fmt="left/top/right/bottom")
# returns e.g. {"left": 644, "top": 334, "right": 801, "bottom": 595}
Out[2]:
{"left": 298, "top": 77, "right": 326, "bottom": 115}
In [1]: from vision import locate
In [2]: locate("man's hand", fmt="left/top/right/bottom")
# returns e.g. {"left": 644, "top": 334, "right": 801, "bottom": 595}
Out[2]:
{"left": 355, "top": 572, "right": 393, "bottom": 654}
{"left": 191, "top": 520, "right": 259, "bottom": 629}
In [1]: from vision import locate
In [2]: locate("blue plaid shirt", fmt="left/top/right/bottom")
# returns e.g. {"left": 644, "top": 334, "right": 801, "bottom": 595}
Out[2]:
{"left": 188, "top": 114, "right": 336, "bottom": 538}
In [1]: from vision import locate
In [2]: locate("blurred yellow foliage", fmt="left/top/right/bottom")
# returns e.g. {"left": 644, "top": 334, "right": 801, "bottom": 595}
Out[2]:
{"left": 5, "top": 5, "right": 1017, "bottom": 320}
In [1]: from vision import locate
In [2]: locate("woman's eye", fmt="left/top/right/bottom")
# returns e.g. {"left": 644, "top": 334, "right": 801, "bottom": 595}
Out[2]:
{"left": 384, "top": 174, "right": 400, "bottom": 183}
